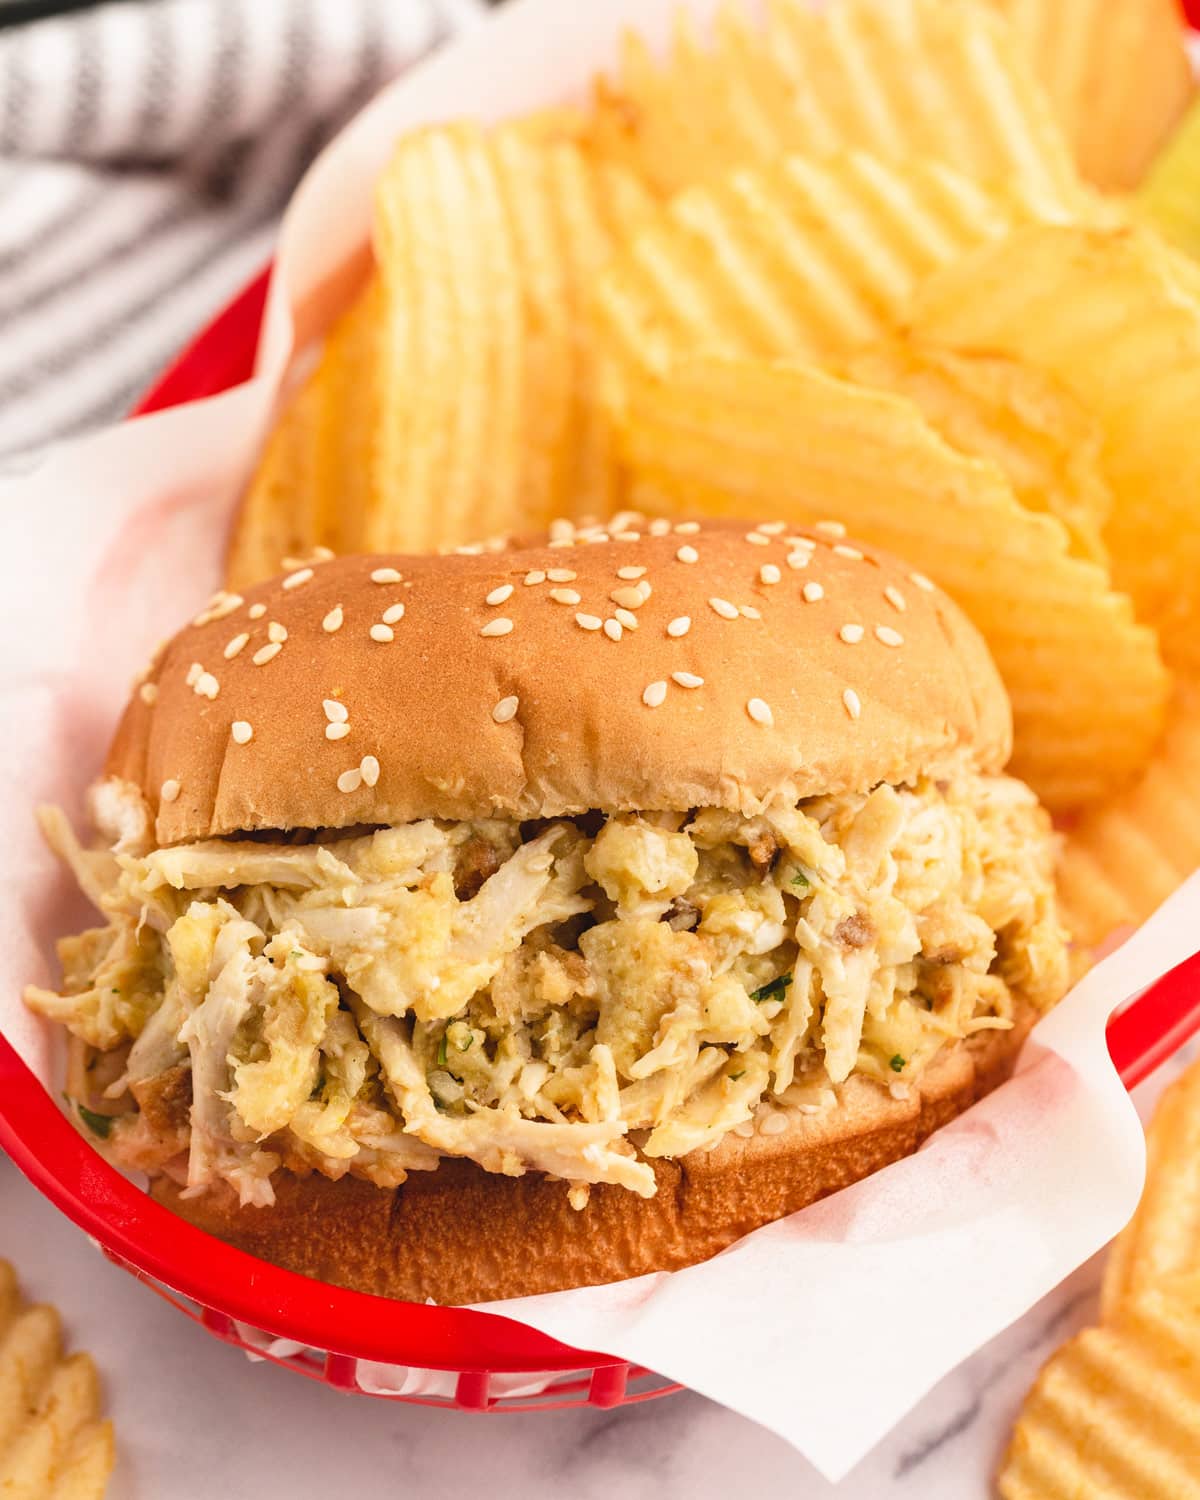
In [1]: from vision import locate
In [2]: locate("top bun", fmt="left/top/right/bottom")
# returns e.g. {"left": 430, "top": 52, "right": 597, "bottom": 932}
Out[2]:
{"left": 108, "top": 518, "right": 1011, "bottom": 844}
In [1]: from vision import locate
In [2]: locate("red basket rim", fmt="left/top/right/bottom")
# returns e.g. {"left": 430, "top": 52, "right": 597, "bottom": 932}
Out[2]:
{"left": 6, "top": 251, "right": 1200, "bottom": 1375}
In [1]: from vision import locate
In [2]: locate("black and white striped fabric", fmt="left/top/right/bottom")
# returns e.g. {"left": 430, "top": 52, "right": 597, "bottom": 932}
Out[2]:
{"left": 0, "top": 0, "right": 481, "bottom": 466}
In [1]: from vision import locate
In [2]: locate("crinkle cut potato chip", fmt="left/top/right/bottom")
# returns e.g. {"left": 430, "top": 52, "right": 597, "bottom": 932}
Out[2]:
{"left": 1100, "top": 1055, "right": 1200, "bottom": 1324}
{"left": 0, "top": 1260, "right": 114, "bottom": 1499}
{"left": 909, "top": 224, "right": 1200, "bottom": 664}
{"left": 615, "top": 353, "right": 1168, "bottom": 812}
{"left": 1056, "top": 687, "right": 1200, "bottom": 948}
{"left": 587, "top": 0, "right": 1083, "bottom": 211}
{"left": 987, "top": 0, "right": 1195, "bottom": 192}
{"left": 1139, "top": 93, "right": 1200, "bottom": 264}
{"left": 843, "top": 337, "right": 1111, "bottom": 564}
{"left": 596, "top": 148, "right": 1073, "bottom": 383}
{"left": 997, "top": 1275, "right": 1200, "bottom": 1500}
{"left": 228, "top": 278, "right": 381, "bottom": 589}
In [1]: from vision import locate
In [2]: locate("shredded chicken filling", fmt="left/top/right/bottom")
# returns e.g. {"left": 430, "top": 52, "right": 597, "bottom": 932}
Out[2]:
{"left": 27, "top": 756, "right": 1069, "bottom": 1207}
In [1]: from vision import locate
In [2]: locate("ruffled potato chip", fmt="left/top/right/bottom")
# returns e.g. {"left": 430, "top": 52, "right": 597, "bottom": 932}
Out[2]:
{"left": 615, "top": 352, "right": 1168, "bottom": 811}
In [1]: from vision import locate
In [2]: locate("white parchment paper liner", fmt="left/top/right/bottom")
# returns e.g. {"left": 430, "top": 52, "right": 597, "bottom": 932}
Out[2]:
{"left": 2, "top": 0, "right": 1195, "bottom": 1481}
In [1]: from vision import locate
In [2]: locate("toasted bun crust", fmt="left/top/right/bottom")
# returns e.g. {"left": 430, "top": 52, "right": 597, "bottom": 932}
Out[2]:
{"left": 153, "top": 1017, "right": 1028, "bottom": 1305}
{"left": 107, "top": 521, "right": 1010, "bottom": 843}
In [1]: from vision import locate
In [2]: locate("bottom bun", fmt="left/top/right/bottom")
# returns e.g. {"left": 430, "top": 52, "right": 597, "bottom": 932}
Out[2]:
{"left": 154, "top": 1015, "right": 1032, "bottom": 1305}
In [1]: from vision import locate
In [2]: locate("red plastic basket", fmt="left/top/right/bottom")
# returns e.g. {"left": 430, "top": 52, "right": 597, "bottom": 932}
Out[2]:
{"left": 2, "top": 265, "right": 1200, "bottom": 1414}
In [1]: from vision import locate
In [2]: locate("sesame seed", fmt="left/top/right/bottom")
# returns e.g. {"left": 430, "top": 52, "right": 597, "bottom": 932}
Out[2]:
{"left": 615, "top": 608, "right": 639, "bottom": 630}
{"left": 311, "top": 546, "right": 335, "bottom": 562}
{"left": 747, "top": 697, "right": 773, "bottom": 726}
{"left": 815, "top": 519, "right": 846, "bottom": 538}
{"left": 550, "top": 588, "right": 582, "bottom": 605}
{"left": 323, "top": 699, "right": 348, "bottom": 723}
{"left": 759, "top": 1110, "right": 788, "bottom": 1135}
{"left": 481, "top": 618, "right": 514, "bottom": 638}
{"left": 575, "top": 613, "right": 602, "bottom": 631}
{"left": 160, "top": 779, "right": 180, "bottom": 803}
{"left": 487, "top": 584, "right": 514, "bottom": 606}
{"left": 195, "top": 671, "right": 219, "bottom": 699}
{"left": 604, "top": 619, "right": 623, "bottom": 641}
{"left": 740, "top": 605, "right": 761, "bottom": 620}
{"left": 616, "top": 565, "right": 646, "bottom": 580}
{"left": 492, "top": 696, "right": 519, "bottom": 724}
{"left": 875, "top": 625, "right": 904, "bottom": 647}
{"left": 185, "top": 662, "right": 202, "bottom": 687}
{"left": 635, "top": 580, "right": 652, "bottom": 602}
{"left": 673, "top": 672, "right": 704, "bottom": 688}
{"left": 667, "top": 616, "right": 691, "bottom": 638}
{"left": 231, "top": 721, "right": 253, "bottom": 744}
{"left": 283, "top": 568, "right": 313, "bottom": 590}
{"left": 756, "top": 521, "right": 786, "bottom": 535}
{"left": 524, "top": 570, "right": 546, "bottom": 586}
{"left": 139, "top": 682, "right": 158, "bottom": 704}
{"left": 382, "top": 603, "right": 405, "bottom": 624}
{"left": 833, "top": 544, "right": 864, "bottom": 561}
{"left": 326, "top": 722, "right": 351, "bottom": 740}
{"left": 268, "top": 621, "right": 288, "bottom": 644}
{"left": 760, "top": 564, "right": 782, "bottom": 585}
{"left": 370, "top": 623, "right": 395, "bottom": 643}
{"left": 454, "top": 544, "right": 483, "bottom": 556}
{"left": 843, "top": 688, "right": 862, "bottom": 720}
{"left": 785, "top": 550, "right": 810, "bottom": 570}
{"left": 248, "top": 603, "right": 267, "bottom": 620}
{"left": 224, "top": 633, "right": 249, "bottom": 660}
{"left": 839, "top": 624, "right": 865, "bottom": 644}
{"left": 674, "top": 521, "right": 700, "bottom": 535}
{"left": 549, "top": 518, "right": 575, "bottom": 542}
{"left": 323, "top": 605, "right": 344, "bottom": 633}
{"left": 547, "top": 538, "right": 574, "bottom": 550}
{"left": 613, "top": 530, "right": 640, "bottom": 542}
{"left": 802, "top": 582, "right": 825, "bottom": 603}
{"left": 745, "top": 532, "right": 769, "bottom": 546}
{"left": 252, "top": 642, "right": 282, "bottom": 666}
{"left": 676, "top": 545, "right": 699, "bottom": 564}
{"left": 709, "top": 597, "right": 738, "bottom": 620}
{"left": 337, "top": 768, "right": 363, "bottom": 794}
{"left": 884, "top": 586, "right": 907, "bottom": 613}
{"left": 611, "top": 586, "right": 645, "bottom": 609}
{"left": 910, "top": 572, "right": 935, "bottom": 592}
{"left": 360, "top": 756, "right": 380, "bottom": 788}
{"left": 371, "top": 567, "right": 402, "bottom": 584}
{"left": 643, "top": 680, "right": 668, "bottom": 708}
{"left": 546, "top": 568, "right": 577, "bottom": 583}
{"left": 649, "top": 518, "right": 672, "bottom": 536}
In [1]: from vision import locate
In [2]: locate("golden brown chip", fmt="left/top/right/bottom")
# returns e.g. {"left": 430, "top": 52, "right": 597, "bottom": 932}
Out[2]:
{"left": 596, "top": 147, "right": 1081, "bottom": 385}
{"left": 843, "top": 337, "right": 1111, "bottom": 563}
{"left": 1057, "top": 686, "right": 1200, "bottom": 947}
{"left": 0, "top": 1261, "right": 113, "bottom": 1499}
{"left": 910, "top": 224, "right": 1200, "bottom": 664}
{"left": 587, "top": 0, "right": 1083, "bottom": 209}
{"left": 997, "top": 1275, "right": 1200, "bottom": 1498}
{"left": 988, "top": 0, "right": 1195, "bottom": 191}
{"left": 1100, "top": 1056, "right": 1200, "bottom": 1323}
{"left": 615, "top": 352, "right": 1169, "bottom": 811}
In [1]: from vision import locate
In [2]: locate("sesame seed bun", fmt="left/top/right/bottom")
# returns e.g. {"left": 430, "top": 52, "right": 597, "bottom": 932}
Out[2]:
{"left": 152, "top": 1008, "right": 1030, "bottom": 1304}
{"left": 107, "top": 520, "right": 1010, "bottom": 841}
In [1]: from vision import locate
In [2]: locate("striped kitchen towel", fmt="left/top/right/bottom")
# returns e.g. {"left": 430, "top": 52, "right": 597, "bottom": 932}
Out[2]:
{"left": 0, "top": 0, "right": 481, "bottom": 467}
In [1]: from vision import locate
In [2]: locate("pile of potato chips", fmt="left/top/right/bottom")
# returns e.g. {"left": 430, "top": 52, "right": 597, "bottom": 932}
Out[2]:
{"left": 999, "top": 1058, "right": 1200, "bottom": 1498}
{"left": 228, "top": 0, "right": 1200, "bottom": 942}
{"left": 0, "top": 1260, "right": 114, "bottom": 1498}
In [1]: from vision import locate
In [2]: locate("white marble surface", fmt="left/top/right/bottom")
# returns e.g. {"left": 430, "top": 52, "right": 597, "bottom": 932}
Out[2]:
{"left": 1, "top": 1048, "right": 1187, "bottom": 1498}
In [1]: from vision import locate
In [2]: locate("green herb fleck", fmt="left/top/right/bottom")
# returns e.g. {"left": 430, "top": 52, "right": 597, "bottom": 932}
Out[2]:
{"left": 728, "top": 1070, "right": 746, "bottom": 1082}
{"left": 456, "top": 1033, "right": 474, "bottom": 1053}
{"left": 889, "top": 1054, "right": 906, "bottom": 1074}
{"left": 751, "top": 974, "right": 793, "bottom": 1004}
{"left": 77, "top": 1105, "right": 113, "bottom": 1139}
{"left": 436, "top": 1034, "right": 448, "bottom": 1068}
{"left": 790, "top": 870, "right": 810, "bottom": 890}
{"left": 290, "top": 949, "right": 304, "bottom": 960}
{"left": 110, "top": 987, "right": 120, "bottom": 995}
